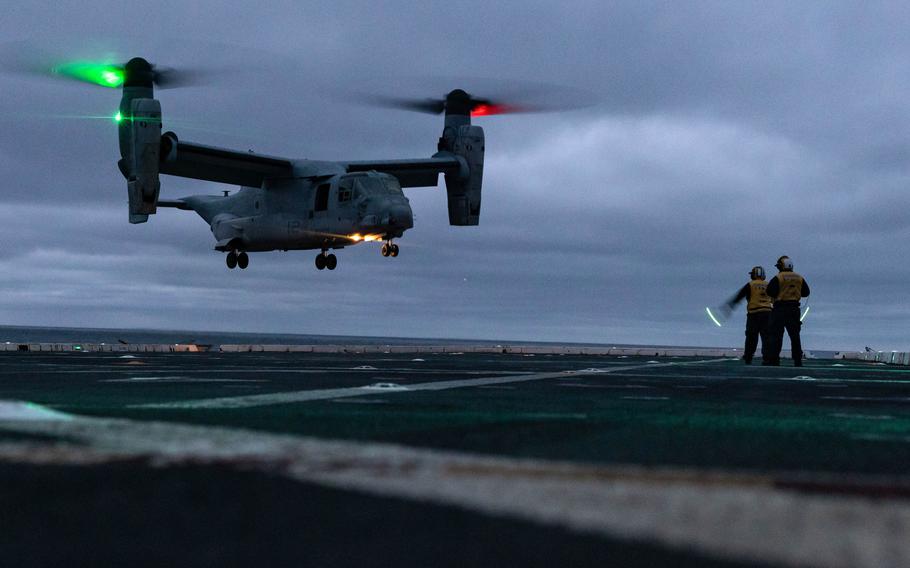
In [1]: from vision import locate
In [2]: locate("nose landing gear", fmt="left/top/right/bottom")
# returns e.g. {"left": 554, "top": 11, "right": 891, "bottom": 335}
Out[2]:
{"left": 315, "top": 250, "right": 337, "bottom": 270}
{"left": 226, "top": 251, "right": 249, "bottom": 270}
{"left": 380, "top": 242, "right": 399, "bottom": 258}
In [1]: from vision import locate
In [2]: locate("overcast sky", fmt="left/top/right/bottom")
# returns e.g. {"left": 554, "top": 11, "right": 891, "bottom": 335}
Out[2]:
{"left": 1, "top": 1, "right": 909, "bottom": 350}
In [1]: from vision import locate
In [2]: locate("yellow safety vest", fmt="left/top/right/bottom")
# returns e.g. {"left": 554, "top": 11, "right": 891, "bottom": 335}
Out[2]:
{"left": 747, "top": 280, "right": 773, "bottom": 313}
{"left": 776, "top": 271, "right": 804, "bottom": 302}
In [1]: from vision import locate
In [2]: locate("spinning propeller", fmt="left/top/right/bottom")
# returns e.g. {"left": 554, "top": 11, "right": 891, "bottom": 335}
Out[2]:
{"left": 48, "top": 57, "right": 200, "bottom": 89}
{"left": 367, "top": 89, "right": 537, "bottom": 117}
{"left": 1, "top": 40, "right": 213, "bottom": 90}
{"left": 356, "top": 81, "right": 594, "bottom": 118}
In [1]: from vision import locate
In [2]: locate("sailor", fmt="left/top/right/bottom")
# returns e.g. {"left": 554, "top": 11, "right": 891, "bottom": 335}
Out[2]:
{"left": 764, "top": 256, "right": 810, "bottom": 366}
{"left": 725, "top": 266, "right": 773, "bottom": 364}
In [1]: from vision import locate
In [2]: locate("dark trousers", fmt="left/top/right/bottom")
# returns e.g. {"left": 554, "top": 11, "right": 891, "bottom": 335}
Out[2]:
{"left": 767, "top": 306, "right": 803, "bottom": 366}
{"left": 744, "top": 311, "right": 770, "bottom": 363}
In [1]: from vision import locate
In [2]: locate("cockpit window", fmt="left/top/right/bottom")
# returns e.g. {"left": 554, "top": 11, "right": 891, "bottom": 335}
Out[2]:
{"left": 383, "top": 177, "right": 403, "bottom": 195}
{"left": 350, "top": 176, "right": 403, "bottom": 197}
{"left": 338, "top": 177, "right": 353, "bottom": 203}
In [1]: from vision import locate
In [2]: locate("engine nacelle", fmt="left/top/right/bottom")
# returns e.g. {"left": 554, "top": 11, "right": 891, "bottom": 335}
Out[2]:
{"left": 121, "top": 98, "right": 162, "bottom": 224}
{"left": 441, "top": 124, "right": 484, "bottom": 226}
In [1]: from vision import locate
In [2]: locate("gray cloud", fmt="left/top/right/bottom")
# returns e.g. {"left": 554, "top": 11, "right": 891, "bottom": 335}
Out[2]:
{"left": 2, "top": 1, "right": 910, "bottom": 350}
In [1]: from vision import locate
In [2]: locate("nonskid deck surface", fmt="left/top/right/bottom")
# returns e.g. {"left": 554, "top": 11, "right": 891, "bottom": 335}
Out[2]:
{"left": 1, "top": 351, "right": 908, "bottom": 568}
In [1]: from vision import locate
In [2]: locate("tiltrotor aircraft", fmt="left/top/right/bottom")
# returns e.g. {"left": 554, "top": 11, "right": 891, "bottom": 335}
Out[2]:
{"left": 21, "top": 57, "right": 555, "bottom": 271}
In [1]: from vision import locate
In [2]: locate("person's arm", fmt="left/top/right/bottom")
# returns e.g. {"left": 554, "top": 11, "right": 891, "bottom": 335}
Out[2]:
{"left": 726, "top": 284, "right": 750, "bottom": 308}
{"left": 801, "top": 278, "right": 810, "bottom": 298}
{"left": 765, "top": 276, "right": 779, "bottom": 299}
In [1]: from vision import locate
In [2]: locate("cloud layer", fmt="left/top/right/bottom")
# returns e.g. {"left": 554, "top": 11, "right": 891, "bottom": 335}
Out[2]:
{"left": 2, "top": 2, "right": 910, "bottom": 350}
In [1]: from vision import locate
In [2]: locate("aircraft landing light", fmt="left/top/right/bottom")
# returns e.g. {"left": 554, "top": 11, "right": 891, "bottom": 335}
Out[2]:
{"left": 348, "top": 234, "right": 381, "bottom": 242}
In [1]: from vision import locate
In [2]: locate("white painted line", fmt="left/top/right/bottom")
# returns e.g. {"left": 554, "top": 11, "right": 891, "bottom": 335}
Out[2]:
{"left": 134, "top": 370, "right": 576, "bottom": 409}
{"left": 0, "top": 367, "right": 529, "bottom": 376}
{"left": 134, "top": 359, "right": 727, "bottom": 410}
{"left": 100, "top": 377, "right": 268, "bottom": 383}
{"left": 362, "top": 383, "right": 409, "bottom": 391}
{"left": 0, "top": 401, "right": 72, "bottom": 421}
{"left": 559, "top": 384, "right": 654, "bottom": 389}
{"left": 0, "top": 403, "right": 906, "bottom": 568}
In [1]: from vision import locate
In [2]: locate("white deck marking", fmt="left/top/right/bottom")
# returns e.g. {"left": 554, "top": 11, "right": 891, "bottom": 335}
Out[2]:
{"left": 100, "top": 377, "right": 268, "bottom": 383}
{"left": 0, "top": 367, "right": 528, "bottom": 376}
{"left": 134, "top": 359, "right": 727, "bottom": 410}
{"left": 0, "top": 401, "right": 72, "bottom": 421}
{"left": 0, "top": 401, "right": 907, "bottom": 568}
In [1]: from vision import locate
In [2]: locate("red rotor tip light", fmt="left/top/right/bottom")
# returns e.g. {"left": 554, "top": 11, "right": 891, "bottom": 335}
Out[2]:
{"left": 471, "top": 103, "right": 524, "bottom": 116}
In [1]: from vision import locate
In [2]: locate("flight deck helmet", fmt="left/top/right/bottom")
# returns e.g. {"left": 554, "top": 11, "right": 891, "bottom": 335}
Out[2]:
{"left": 776, "top": 256, "right": 793, "bottom": 271}
{"left": 750, "top": 266, "right": 765, "bottom": 280}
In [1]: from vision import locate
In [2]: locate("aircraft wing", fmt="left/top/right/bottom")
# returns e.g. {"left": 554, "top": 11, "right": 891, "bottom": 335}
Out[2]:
{"left": 345, "top": 156, "right": 463, "bottom": 188}
{"left": 158, "top": 132, "right": 294, "bottom": 187}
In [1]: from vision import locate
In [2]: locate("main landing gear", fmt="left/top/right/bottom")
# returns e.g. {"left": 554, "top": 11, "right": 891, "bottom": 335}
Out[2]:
{"left": 315, "top": 250, "right": 337, "bottom": 270}
{"left": 226, "top": 251, "right": 249, "bottom": 270}
{"left": 380, "top": 242, "right": 399, "bottom": 257}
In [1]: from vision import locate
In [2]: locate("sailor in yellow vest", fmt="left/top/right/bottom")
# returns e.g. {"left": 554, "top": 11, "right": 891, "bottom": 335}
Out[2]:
{"left": 725, "top": 266, "right": 773, "bottom": 364}
{"left": 764, "top": 255, "right": 810, "bottom": 367}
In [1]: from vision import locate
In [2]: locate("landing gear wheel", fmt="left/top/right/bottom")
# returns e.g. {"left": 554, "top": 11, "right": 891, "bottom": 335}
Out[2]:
{"left": 325, "top": 254, "right": 337, "bottom": 270}
{"left": 389, "top": 244, "right": 399, "bottom": 257}
{"left": 226, "top": 251, "right": 238, "bottom": 269}
{"left": 315, "top": 253, "right": 326, "bottom": 270}
{"left": 381, "top": 243, "right": 390, "bottom": 257}
{"left": 237, "top": 252, "right": 249, "bottom": 270}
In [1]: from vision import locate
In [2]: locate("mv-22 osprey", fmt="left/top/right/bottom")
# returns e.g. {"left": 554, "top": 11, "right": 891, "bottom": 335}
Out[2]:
{"left": 103, "top": 57, "right": 510, "bottom": 271}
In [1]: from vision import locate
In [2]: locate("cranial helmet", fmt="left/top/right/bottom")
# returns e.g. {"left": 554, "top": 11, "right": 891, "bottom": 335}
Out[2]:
{"left": 776, "top": 256, "right": 793, "bottom": 271}
{"left": 750, "top": 266, "right": 765, "bottom": 280}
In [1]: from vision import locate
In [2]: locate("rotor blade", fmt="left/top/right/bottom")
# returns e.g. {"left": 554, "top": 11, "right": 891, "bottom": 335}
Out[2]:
{"left": 152, "top": 66, "right": 218, "bottom": 89}
{"left": 341, "top": 75, "right": 597, "bottom": 118}
{"left": 357, "top": 95, "right": 446, "bottom": 114}
{"left": 52, "top": 61, "right": 125, "bottom": 88}
{"left": 1, "top": 41, "right": 230, "bottom": 90}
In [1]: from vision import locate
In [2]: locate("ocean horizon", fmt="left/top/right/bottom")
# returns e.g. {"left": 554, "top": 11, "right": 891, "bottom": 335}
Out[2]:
{"left": 1, "top": 324, "right": 737, "bottom": 351}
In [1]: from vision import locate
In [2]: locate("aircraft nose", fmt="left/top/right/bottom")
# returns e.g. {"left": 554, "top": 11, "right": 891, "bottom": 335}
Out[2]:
{"left": 387, "top": 204, "right": 413, "bottom": 229}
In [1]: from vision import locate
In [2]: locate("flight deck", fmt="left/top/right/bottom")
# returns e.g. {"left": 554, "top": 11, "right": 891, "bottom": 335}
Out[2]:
{"left": 1, "top": 350, "right": 908, "bottom": 567}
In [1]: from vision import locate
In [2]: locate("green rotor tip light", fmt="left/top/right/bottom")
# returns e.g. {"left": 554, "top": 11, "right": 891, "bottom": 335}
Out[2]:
{"left": 114, "top": 111, "right": 123, "bottom": 123}
{"left": 53, "top": 61, "right": 125, "bottom": 88}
